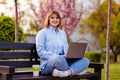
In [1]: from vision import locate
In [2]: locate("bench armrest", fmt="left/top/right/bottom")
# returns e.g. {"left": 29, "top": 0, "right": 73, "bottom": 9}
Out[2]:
{"left": 0, "top": 65, "right": 15, "bottom": 74}
{"left": 89, "top": 62, "right": 104, "bottom": 69}
{"left": 88, "top": 62, "right": 104, "bottom": 80}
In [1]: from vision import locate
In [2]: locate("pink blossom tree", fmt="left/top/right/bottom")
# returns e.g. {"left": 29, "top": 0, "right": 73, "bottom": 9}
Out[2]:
{"left": 30, "top": 0, "right": 83, "bottom": 37}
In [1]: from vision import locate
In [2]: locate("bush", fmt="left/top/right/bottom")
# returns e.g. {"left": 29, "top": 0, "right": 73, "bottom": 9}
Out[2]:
{"left": 101, "top": 53, "right": 115, "bottom": 63}
{"left": 85, "top": 52, "right": 102, "bottom": 62}
{"left": 0, "top": 16, "right": 23, "bottom": 42}
{"left": 85, "top": 52, "right": 115, "bottom": 63}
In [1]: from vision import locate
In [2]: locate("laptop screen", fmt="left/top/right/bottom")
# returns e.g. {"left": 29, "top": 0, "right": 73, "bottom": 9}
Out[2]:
{"left": 65, "top": 42, "right": 87, "bottom": 58}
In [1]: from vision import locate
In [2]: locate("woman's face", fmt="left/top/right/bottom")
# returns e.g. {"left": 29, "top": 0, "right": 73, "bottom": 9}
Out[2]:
{"left": 49, "top": 14, "right": 60, "bottom": 28}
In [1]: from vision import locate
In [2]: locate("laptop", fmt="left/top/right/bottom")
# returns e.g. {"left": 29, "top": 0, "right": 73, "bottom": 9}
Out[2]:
{"left": 65, "top": 42, "right": 87, "bottom": 58}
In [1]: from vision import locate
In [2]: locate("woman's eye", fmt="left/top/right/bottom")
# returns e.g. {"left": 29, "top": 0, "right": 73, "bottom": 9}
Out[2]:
{"left": 51, "top": 17, "right": 59, "bottom": 19}
{"left": 51, "top": 17, "right": 55, "bottom": 19}
{"left": 56, "top": 17, "right": 59, "bottom": 19}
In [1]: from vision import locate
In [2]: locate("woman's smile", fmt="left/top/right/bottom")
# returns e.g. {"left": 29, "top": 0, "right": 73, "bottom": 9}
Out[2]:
{"left": 49, "top": 14, "right": 60, "bottom": 28}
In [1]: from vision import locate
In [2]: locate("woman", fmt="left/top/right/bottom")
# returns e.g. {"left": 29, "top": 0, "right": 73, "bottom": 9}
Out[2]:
{"left": 36, "top": 10, "right": 89, "bottom": 77}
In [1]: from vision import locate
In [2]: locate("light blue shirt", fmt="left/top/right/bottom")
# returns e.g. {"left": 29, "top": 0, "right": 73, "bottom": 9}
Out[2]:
{"left": 36, "top": 26, "right": 68, "bottom": 69}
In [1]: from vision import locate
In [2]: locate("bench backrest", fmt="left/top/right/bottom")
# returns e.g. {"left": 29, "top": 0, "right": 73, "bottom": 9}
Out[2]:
{"left": 0, "top": 42, "right": 39, "bottom": 68}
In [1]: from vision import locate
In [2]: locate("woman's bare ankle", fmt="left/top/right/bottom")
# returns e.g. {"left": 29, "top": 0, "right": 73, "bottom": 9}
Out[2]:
{"left": 67, "top": 69, "right": 72, "bottom": 75}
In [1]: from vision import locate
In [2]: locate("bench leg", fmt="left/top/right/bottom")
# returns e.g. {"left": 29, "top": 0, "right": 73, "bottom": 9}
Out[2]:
{"left": 94, "top": 68, "right": 102, "bottom": 80}
{"left": 1, "top": 74, "right": 12, "bottom": 80}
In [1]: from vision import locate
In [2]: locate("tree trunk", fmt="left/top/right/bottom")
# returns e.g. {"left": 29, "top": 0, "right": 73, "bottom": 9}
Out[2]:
{"left": 14, "top": 0, "right": 18, "bottom": 42}
{"left": 114, "top": 53, "right": 118, "bottom": 63}
{"left": 105, "top": 0, "right": 111, "bottom": 80}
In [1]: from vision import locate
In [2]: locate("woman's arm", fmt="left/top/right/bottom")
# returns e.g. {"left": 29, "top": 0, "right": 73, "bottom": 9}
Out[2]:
{"left": 36, "top": 30, "right": 57, "bottom": 59}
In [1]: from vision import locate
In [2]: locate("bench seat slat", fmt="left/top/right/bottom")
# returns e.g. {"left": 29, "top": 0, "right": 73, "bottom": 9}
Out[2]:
{"left": 0, "top": 42, "right": 36, "bottom": 50}
{"left": 13, "top": 72, "right": 98, "bottom": 80}
{"left": 0, "top": 52, "right": 37, "bottom": 59}
{"left": 0, "top": 61, "right": 39, "bottom": 68}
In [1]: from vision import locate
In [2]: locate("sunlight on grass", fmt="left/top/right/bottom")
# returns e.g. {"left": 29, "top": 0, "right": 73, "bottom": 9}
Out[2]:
{"left": 102, "top": 55, "right": 120, "bottom": 80}
{"left": 86, "top": 63, "right": 120, "bottom": 80}
{"left": 102, "top": 63, "right": 120, "bottom": 80}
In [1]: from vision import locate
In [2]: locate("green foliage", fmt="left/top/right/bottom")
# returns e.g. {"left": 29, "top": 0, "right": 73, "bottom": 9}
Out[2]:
{"left": 85, "top": 52, "right": 102, "bottom": 62}
{"left": 101, "top": 53, "right": 115, "bottom": 63}
{"left": 25, "top": 21, "right": 37, "bottom": 35}
{"left": 85, "top": 52, "right": 115, "bottom": 63}
{"left": 82, "top": 0, "right": 120, "bottom": 62}
{"left": 82, "top": 0, "right": 120, "bottom": 48}
{"left": 0, "top": 16, "right": 24, "bottom": 42}
{"left": 110, "top": 13, "right": 120, "bottom": 47}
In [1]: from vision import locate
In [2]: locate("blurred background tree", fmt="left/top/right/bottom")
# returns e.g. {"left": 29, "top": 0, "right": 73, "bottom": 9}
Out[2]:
{"left": 0, "top": 16, "right": 24, "bottom": 42}
{"left": 30, "top": 0, "right": 84, "bottom": 38}
{"left": 82, "top": 0, "right": 120, "bottom": 62}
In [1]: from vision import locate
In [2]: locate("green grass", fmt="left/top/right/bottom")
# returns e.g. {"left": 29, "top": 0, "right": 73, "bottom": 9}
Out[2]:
{"left": 102, "top": 63, "right": 120, "bottom": 80}
{"left": 87, "top": 53, "right": 120, "bottom": 80}
{"left": 87, "top": 63, "right": 120, "bottom": 80}
{"left": 101, "top": 54, "right": 120, "bottom": 80}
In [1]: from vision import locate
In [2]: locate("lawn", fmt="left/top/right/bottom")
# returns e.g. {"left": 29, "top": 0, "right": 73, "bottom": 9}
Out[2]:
{"left": 101, "top": 63, "right": 120, "bottom": 80}
{"left": 87, "top": 54, "right": 120, "bottom": 80}
{"left": 101, "top": 54, "right": 120, "bottom": 80}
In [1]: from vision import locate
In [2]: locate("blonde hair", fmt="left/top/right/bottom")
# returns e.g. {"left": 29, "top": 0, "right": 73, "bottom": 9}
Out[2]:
{"left": 44, "top": 11, "right": 62, "bottom": 29}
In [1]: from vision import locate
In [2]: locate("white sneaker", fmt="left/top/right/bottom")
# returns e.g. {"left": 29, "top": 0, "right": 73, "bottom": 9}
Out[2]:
{"left": 52, "top": 69, "right": 68, "bottom": 77}
{"left": 77, "top": 70, "right": 86, "bottom": 75}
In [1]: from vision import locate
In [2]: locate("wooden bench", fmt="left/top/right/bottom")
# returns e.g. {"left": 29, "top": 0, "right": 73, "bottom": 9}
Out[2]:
{"left": 0, "top": 42, "right": 104, "bottom": 80}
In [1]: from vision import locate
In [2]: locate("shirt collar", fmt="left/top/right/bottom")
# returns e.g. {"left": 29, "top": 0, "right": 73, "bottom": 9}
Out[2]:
{"left": 49, "top": 25, "right": 60, "bottom": 32}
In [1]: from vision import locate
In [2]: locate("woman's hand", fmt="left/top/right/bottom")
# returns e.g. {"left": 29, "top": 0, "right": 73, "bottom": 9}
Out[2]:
{"left": 63, "top": 54, "right": 66, "bottom": 57}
